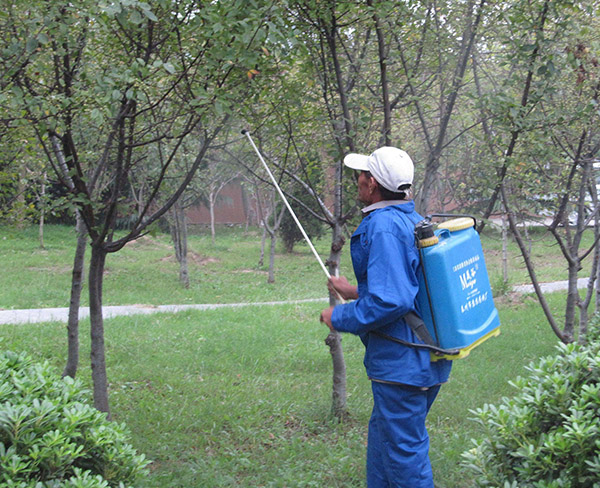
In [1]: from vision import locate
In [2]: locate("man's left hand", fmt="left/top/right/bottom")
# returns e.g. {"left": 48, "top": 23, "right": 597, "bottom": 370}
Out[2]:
{"left": 320, "top": 306, "right": 335, "bottom": 332}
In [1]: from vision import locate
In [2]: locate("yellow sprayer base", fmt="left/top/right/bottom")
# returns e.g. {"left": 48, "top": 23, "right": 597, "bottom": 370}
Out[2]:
{"left": 431, "top": 327, "right": 501, "bottom": 361}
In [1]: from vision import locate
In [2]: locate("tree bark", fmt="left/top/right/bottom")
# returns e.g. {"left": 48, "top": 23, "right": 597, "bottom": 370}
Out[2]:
{"left": 89, "top": 244, "right": 110, "bottom": 418}
{"left": 367, "top": 0, "right": 391, "bottom": 146}
{"left": 326, "top": 219, "right": 347, "bottom": 418}
{"left": 268, "top": 232, "right": 276, "bottom": 284}
{"left": 416, "top": 0, "right": 486, "bottom": 213}
{"left": 325, "top": 330, "right": 347, "bottom": 418}
{"left": 169, "top": 200, "right": 189, "bottom": 288}
{"left": 259, "top": 225, "right": 266, "bottom": 267}
{"left": 62, "top": 212, "right": 87, "bottom": 378}
{"left": 39, "top": 174, "right": 45, "bottom": 249}
{"left": 501, "top": 213, "right": 508, "bottom": 285}
{"left": 209, "top": 190, "right": 216, "bottom": 246}
{"left": 500, "top": 183, "right": 567, "bottom": 342}
{"left": 579, "top": 241, "right": 599, "bottom": 345}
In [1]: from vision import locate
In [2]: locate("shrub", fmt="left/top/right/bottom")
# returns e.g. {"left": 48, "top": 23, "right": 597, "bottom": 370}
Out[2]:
{"left": 279, "top": 185, "right": 324, "bottom": 253}
{"left": 0, "top": 350, "right": 149, "bottom": 487}
{"left": 462, "top": 319, "right": 600, "bottom": 487}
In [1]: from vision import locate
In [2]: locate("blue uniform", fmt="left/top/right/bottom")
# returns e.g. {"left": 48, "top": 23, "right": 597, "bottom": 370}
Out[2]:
{"left": 331, "top": 200, "right": 451, "bottom": 487}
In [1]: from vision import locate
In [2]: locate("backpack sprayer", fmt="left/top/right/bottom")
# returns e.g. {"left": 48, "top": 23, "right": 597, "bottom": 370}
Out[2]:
{"left": 242, "top": 129, "right": 500, "bottom": 360}
{"left": 413, "top": 215, "right": 501, "bottom": 360}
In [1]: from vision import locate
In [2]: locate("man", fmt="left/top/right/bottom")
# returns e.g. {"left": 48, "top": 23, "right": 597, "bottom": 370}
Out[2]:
{"left": 320, "top": 146, "right": 451, "bottom": 488}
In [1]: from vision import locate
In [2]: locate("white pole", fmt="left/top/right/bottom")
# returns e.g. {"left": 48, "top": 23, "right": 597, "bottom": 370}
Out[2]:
{"left": 242, "top": 130, "right": 332, "bottom": 280}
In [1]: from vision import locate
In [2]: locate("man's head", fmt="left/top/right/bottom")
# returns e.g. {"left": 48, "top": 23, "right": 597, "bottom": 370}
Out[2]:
{"left": 344, "top": 147, "right": 414, "bottom": 203}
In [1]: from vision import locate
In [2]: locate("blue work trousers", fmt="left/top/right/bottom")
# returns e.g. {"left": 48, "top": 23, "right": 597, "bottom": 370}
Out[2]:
{"left": 367, "top": 381, "right": 441, "bottom": 488}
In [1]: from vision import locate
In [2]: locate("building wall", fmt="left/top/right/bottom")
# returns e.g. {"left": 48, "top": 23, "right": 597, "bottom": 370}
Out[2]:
{"left": 185, "top": 180, "right": 258, "bottom": 225}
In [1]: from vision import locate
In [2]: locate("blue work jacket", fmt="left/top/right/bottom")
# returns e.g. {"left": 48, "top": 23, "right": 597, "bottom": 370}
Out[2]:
{"left": 331, "top": 201, "right": 452, "bottom": 387}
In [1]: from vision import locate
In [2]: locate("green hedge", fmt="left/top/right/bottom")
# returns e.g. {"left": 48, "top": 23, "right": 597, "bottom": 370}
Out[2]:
{"left": 462, "top": 321, "right": 600, "bottom": 487}
{"left": 0, "top": 350, "right": 149, "bottom": 487}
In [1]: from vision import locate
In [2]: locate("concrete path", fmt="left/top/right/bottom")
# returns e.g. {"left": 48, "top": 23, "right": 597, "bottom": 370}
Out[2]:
{"left": 0, "top": 298, "right": 329, "bottom": 325}
{"left": 0, "top": 278, "right": 592, "bottom": 326}
{"left": 512, "top": 277, "right": 590, "bottom": 294}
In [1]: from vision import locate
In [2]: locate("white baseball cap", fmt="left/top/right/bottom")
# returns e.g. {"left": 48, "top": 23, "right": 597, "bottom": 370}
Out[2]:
{"left": 343, "top": 146, "right": 414, "bottom": 192}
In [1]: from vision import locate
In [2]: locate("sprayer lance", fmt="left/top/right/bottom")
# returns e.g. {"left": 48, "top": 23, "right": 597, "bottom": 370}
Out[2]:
{"left": 241, "top": 129, "right": 334, "bottom": 283}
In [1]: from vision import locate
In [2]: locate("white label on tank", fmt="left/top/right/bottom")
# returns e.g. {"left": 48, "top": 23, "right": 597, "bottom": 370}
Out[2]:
{"left": 453, "top": 254, "right": 480, "bottom": 273}
{"left": 461, "top": 291, "right": 488, "bottom": 313}
{"left": 454, "top": 254, "right": 489, "bottom": 314}
{"left": 459, "top": 266, "right": 477, "bottom": 290}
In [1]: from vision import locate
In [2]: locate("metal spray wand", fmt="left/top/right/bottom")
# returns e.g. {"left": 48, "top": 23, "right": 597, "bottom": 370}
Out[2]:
{"left": 242, "top": 129, "right": 346, "bottom": 305}
{"left": 242, "top": 129, "right": 331, "bottom": 278}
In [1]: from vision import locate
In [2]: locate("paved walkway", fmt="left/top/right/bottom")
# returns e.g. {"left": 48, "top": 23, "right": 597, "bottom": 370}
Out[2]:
{"left": 0, "top": 278, "right": 592, "bottom": 326}
{"left": 511, "top": 277, "right": 590, "bottom": 294}
{"left": 0, "top": 298, "right": 329, "bottom": 325}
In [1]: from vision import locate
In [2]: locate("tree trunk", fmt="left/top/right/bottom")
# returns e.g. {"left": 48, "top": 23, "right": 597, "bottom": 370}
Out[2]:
{"left": 62, "top": 212, "right": 87, "bottom": 378}
{"left": 596, "top": 216, "right": 600, "bottom": 314}
{"left": 325, "top": 330, "right": 347, "bottom": 418}
{"left": 326, "top": 220, "right": 347, "bottom": 418}
{"left": 367, "top": 0, "right": 391, "bottom": 146}
{"left": 501, "top": 213, "right": 508, "bottom": 284}
{"left": 178, "top": 205, "right": 189, "bottom": 288}
{"left": 415, "top": 0, "right": 486, "bottom": 213}
{"left": 89, "top": 244, "right": 111, "bottom": 418}
{"left": 564, "top": 265, "right": 579, "bottom": 343}
{"left": 501, "top": 184, "right": 567, "bottom": 342}
{"left": 268, "top": 232, "right": 276, "bottom": 284}
{"left": 579, "top": 243, "right": 598, "bottom": 344}
{"left": 39, "top": 175, "right": 45, "bottom": 249}
{"left": 209, "top": 191, "right": 216, "bottom": 246}
{"left": 259, "top": 225, "right": 266, "bottom": 267}
{"left": 169, "top": 201, "right": 189, "bottom": 288}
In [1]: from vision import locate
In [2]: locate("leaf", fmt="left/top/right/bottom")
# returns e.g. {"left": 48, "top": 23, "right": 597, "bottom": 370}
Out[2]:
{"left": 129, "top": 10, "right": 143, "bottom": 25}
{"left": 37, "top": 33, "right": 50, "bottom": 45}
{"left": 140, "top": 4, "right": 158, "bottom": 22}
{"left": 26, "top": 37, "right": 39, "bottom": 53}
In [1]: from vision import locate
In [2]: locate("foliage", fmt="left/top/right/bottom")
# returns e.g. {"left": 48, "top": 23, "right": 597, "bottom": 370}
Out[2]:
{"left": 0, "top": 350, "right": 149, "bottom": 487}
{"left": 0, "top": 0, "right": 289, "bottom": 413}
{"left": 279, "top": 183, "right": 325, "bottom": 253}
{"left": 462, "top": 315, "right": 600, "bottom": 487}
{"left": 0, "top": 286, "right": 564, "bottom": 487}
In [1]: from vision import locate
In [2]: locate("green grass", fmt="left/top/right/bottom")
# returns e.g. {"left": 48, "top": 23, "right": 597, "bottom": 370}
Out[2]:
{"left": 0, "top": 224, "right": 592, "bottom": 310}
{"left": 0, "top": 225, "right": 346, "bottom": 310}
{"left": 0, "top": 224, "right": 585, "bottom": 486}
{"left": 0, "top": 296, "right": 564, "bottom": 487}
{"left": 481, "top": 225, "right": 597, "bottom": 288}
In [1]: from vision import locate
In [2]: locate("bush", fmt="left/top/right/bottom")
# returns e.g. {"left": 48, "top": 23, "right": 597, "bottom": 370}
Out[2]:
{"left": 279, "top": 185, "right": 324, "bottom": 253}
{"left": 462, "top": 319, "right": 600, "bottom": 487}
{"left": 0, "top": 350, "right": 149, "bottom": 487}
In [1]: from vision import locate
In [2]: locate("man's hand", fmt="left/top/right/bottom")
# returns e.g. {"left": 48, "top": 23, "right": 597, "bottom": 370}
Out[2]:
{"left": 327, "top": 276, "right": 358, "bottom": 300}
{"left": 320, "top": 306, "right": 335, "bottom": 332}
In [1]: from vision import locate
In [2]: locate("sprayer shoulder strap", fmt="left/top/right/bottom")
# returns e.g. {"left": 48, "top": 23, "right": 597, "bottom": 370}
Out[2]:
{"left": 403, "top": 311, "right": 437, "bottom": 346}
{"left": 372, "top": 312, "right": 460, "bottom": 356}
{"left": 370, "top": 311, "right": 435, "bottom": 347}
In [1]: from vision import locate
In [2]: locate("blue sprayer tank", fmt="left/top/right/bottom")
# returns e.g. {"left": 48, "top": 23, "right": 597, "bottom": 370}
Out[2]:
{"left": 415, "top": 217, "right": 500, "bottom": 360}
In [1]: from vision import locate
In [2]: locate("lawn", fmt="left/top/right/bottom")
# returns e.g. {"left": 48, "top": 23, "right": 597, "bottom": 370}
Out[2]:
{"left": 0, "top": 223, "right": 586, "bottom": 487}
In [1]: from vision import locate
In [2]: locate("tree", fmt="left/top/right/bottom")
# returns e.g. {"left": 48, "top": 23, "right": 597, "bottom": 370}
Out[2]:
{"left": 279, "top": 183, "right": 325, "bottom": 253}
{"left": 261, "top": 0, "right": 490, "bottom": 416}
{"left": 0, "top": 0, "right": 280, "bottom": 416}
{"left": 255, "top": 185, "right": 287, "bottom": 283}
{"left": 473, "top": 0, "right": 599, "bottom": 342}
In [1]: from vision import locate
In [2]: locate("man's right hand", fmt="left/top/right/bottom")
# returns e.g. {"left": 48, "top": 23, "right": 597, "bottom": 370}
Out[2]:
{"left": 327, "top": 276, "right": 358, "bottom": 300}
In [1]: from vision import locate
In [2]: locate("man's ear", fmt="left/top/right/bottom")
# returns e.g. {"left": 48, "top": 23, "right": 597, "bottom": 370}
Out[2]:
{"left": 368, "top": 175, "right": 378, "bottom": 193}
